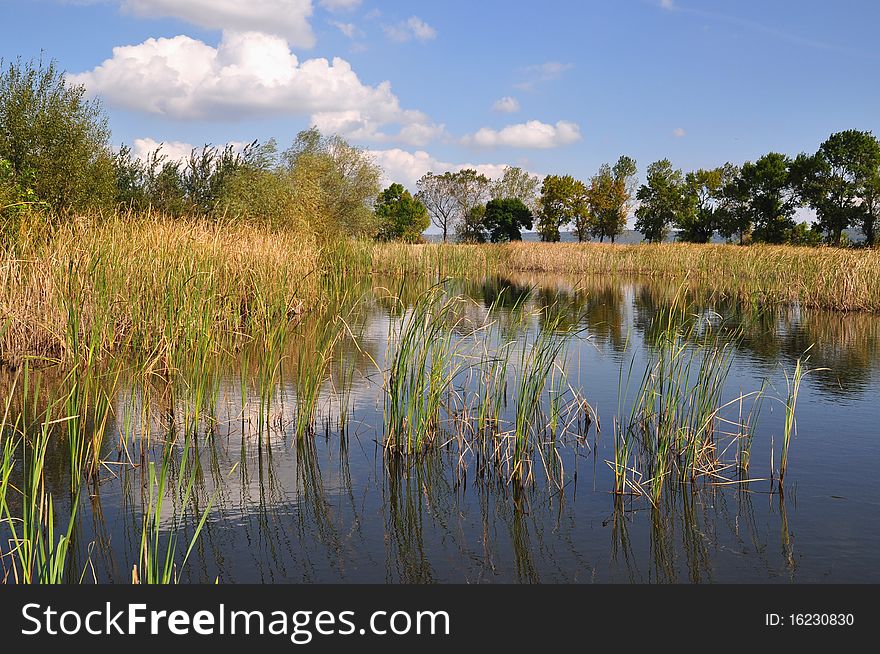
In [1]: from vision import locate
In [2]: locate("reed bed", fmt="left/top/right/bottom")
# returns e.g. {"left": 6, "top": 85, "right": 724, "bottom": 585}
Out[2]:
{"left": 373, "top": 242, "right": 880, "bottom": 313}
{"left": 0, "top": 213, "right": 321, "bottom": 366}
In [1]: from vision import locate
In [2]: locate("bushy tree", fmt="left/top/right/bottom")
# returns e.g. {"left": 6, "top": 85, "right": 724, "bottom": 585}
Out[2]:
{"left": 0, "top": 57, "right": 115, "bottom": 214}
{"left": 741, "top": 153, "right": 797, "bottom": 244}
{"left": 716, "top": 165, "right": 752, "bottom": 244}
{"left": 456, "top": 204, "right": 488, "bottom": 243}
{"left": 491, "top": 166, "right": 540, "bottom": 213}
{"left": 587, "top": 156, "right": 637, "bottom": 243}
{"left": 790, "top": 130, "right": 880, "bottom": 246}
{"left": 375, "top": 183, "right": 429, "bottom": 242}
{"left": 634, "top": 159, "right": 684, "bottom": 243}
{"left": 483, "top": 198, "right": 533, "bottom": 242}
{"left": 676, "top": 166, "right": 734, "bottom": 243}
{"left": 537, "top": 174, "right": 588, "bottom": 242}
{"left": 283, "top": 128, "right": 381, "bottom": 238}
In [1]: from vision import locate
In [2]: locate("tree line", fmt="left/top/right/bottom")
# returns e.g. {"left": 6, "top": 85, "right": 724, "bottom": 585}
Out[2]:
{"left": 3, "top": 56, "right": 879, "bottom": 247}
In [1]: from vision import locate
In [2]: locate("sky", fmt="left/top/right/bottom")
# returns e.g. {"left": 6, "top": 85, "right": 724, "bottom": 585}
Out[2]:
{"left": 2, "top": 0, "right": 880, "bottom": 200}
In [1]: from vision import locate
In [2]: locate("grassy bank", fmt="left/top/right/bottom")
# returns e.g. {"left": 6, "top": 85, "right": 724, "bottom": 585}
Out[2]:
{"left": 372, "top": 242, "right": 880, "bottom": 312}
{"left": 1, "top": 215, "right": 324, "bottom": 366}
{"left": 2, "top": 221, "right": 878, "bottom": 366}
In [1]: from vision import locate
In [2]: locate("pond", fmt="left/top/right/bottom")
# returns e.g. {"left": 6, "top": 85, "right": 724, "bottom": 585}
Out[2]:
{"left": 2, "top": 273, "right": 878, "bottom": 584}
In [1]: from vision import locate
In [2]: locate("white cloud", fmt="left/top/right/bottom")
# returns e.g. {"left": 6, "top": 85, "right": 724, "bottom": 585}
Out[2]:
{"left": 330, "top": 21, "right": 361, "bottom": 39}
{"left": 320, "top": 0, "right": 361, "bottom": 11}
{"left": 492, "top": 96, "right": 520, "bottom": 113}
{"left": 131, "top": 138, "right": 196, "bottom": 163}
{"left": 462, "top": 120, "right": 582, "bottom": 149}
{"left": 121, "top": 0, "right": 317, "bottom": 48}
{"left": 383, "top": 16, "right": 437, "bottom": 43}
{"left": 130, "top": 138, "right": 251, "bottom": 163}
{"left": 368, "top": 148, "right": 515, "bottom": 190}
{"left": 673, "top": 127, "right": 686, "bottom": 137}
{"left": 72, "top": 31, "right": 442, "bottom": 145}
{"left": 514, "top": 61, "right": 573, "bottom": 90}
{"left": 660, "top": 0, "right": 676, "bottom": 10}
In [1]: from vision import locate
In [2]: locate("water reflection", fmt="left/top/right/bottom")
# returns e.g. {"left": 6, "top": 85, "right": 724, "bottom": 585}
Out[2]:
{"left": 1, "top": 272, "right": 877, "bottom": 584}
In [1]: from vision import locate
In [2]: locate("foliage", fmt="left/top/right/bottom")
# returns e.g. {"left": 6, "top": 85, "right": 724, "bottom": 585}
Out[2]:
{"left": 587, "top": 156, "right": 637, "bottom": 243}
{"left": 0, "top": 56, "right": 115, "bottom": 215}
{"left": 787, "top": 221, "right": 824, "bottom": 247}
{"left": 741, "top": 153, "right": 797, "bottom": 244}
{"left": 283, "top": 128, "right": 381, "bottom": 239}
{"left": 483, "top": 197, "right": 533, "bottom": 243}
{"left": 676, "top": 166, "right": 735, "bottom": 243}
{"left": 490, "top": 166, "right": 540, "bottom": 213}
{"left": 634, "top": 159, "right": 684, "bottom": 243}
{"left": 790, "top": 130, "right": 880, "bottom": 246}
{"left": 537, "top": 174, "right": 589, "bottom": 242}
{"left": 455, "top": 204, "right": 489, "bottom": 243}
{"left": 375, "top": 183, "right": 429, "bottom": 242}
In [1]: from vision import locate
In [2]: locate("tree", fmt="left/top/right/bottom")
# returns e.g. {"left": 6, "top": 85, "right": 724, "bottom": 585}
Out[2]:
{"left": 483, "top": 198, "right": 533, "bottom": 242}
{"left": 716, "top": 165, "right": 752, "bottom": 244}
{"left": 0, "top": 56, "right": 115, "bottom": 214}
{"left": 456, "top": 204, "right": 488, "bottom": 243}
{"left": 450, "top": 169, "right": 490, "bottom": 232}
{"left": 676, "top": 166, "right": 733, "bottom": 243}
{"left": 634, "top": 159, "right": 684, "bottom": 243}
{"left": 588, "top": 156, "right": 637, "bottom": 243}
{"left": 416, "top": 172, "right": 458, "bottom": 243}
{"left": 741, "top": 153, "right": 797, "bottom": 244}
{"left": 537, "top": 174, "right": 587, "bottom": 242}
{"left": 374, "top": 183, "right": 429, "bottom": 242}
{"left": 491, "top": 166, "right": 540, "bottom": 213}
{"left": 283, "top": 128, "right": 380, "bottom": 238}
{"left": 417, "top": 168, "right": 489, "bottom": 243}
{"left": 790, "top": 130, "right": 880, "bottom": 246}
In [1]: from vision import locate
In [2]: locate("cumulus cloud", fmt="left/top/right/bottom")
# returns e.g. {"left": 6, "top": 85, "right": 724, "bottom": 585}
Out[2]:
{"left": 71, "top": 31, "right": 443, "bottom": 145}
{"left": 368, "top": 148, "right": 515, "bottom": 190}
{"left": 660, "top": 0, "right": 676, "bottom": 10}
{"left": 121, "top": 0, "right": 317, "bottom": 48}
{"left": 492, "top": 96, "right": 521, "bottom": 113}
{"left": 673, "top": 127, "right": 686, "bottom": 137}
{"left": 462, "top": 120, "right": 582, "bottom": 149}
{"left": 383, "top": 16, "right": 437, "bottom": 43}
{"left": 131, "top": 138, "right": 197, "bottom": 163}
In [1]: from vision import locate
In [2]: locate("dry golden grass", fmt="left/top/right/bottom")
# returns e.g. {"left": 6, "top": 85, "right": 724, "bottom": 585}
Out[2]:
{"left": 373, "top": 242, "right": 880, "bottom": 312}
{"left": 0, "top": 214, "right": 321, "bottom": 365}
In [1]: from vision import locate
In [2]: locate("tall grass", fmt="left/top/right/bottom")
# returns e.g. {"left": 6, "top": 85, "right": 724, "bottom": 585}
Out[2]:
{"left": 373, "top": 242, "right": 880, "bottom": 313}
{"left": 383, "top": 286, "right": 460, "bottom": 456}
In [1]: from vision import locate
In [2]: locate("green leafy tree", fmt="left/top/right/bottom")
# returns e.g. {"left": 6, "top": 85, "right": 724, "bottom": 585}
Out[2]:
{"left": 0, "top": 56, "right": 115, "bottom": 214}
{"left": 716, "top": 165, "right": 752, "bottom": 244}
{"left": 787, "top": 221, "right": 824, "bottom": 246}
{"left": 456, "top": 204, "right": 488, "bottom": 243}
{"left": 490, "top": 166, "right": 540, "bottom": 213}
{"left": 741, "top": 153, "right": 797, "bottom": 244}
{"left": 790, "top": 130, "right": 880, "bottom": 246}
{"left": 537, "top": 174, "right": 588, "bottom": 242}
{"left": 283, "top": 128, "right": 381, "bottom": 238}
{"left": 374, "top": 183, "right": 429, "bottom": 242}
{"left": 483, "top": 198, "right": 533, "bottom": 242}
{"left": 587, "top": 156, "right": 637, "bottom": 243}
{"left": 634, "top": 159, "right": 684, "bottom": 243}
{"left": 676, "top": 166, "right": 733, "bottom": 243}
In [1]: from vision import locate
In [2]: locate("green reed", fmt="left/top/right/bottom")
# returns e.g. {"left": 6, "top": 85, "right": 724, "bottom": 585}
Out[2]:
{"left": 134, "top": 435, "right": 214, "bottom": 584}
{"left": 384, "top": 286, "right": 460, "bottom": 457}
{"left": 0, "top": 377, "right": 81, "bottom": 584}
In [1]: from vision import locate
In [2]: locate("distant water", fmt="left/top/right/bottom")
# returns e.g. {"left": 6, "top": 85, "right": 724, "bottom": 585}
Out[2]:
{"left": 424, "top": 228, "right": 866, "bottom": 245}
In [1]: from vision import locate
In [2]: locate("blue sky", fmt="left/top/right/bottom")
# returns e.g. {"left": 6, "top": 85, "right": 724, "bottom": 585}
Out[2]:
{"left": 2, "top": 0, "right": 879, "bottom": 195}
